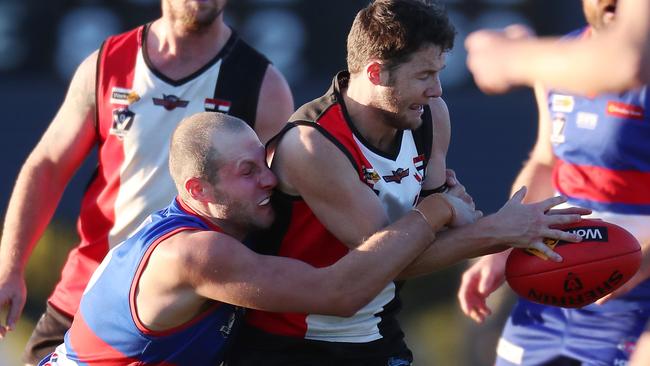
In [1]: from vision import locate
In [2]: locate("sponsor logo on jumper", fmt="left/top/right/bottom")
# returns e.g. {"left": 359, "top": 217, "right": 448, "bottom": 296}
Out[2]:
{"left": 617, "top": 337, "right": 637, "bottom": 356}
{"left": 110, "top": 87, "right": 140, "bottom": 105}
{"left": 362, "top": 166, "right": 381, "bottom": 186}
{"left": 152, "top": 94, "right": 189, "bottom": 111}
{"left": 576, "top": 112, "right": 598, "bottom": 130}
{"left": 110, "top": 107, "right": 135, "bottom": 139}
{"left": 205, "top": 97, "right": 231, "bottom": 113}
{"left": 527, "top": 270, "right": 623, "bottom": 306}
{"left": 383, "top": 168, "right": 410, "bottom": 184}
{"left": 551, "top": 94, "right": 575, "bottom": 113}
{"left": 607, "top": 101, "right": 644, "bottom": 120}
{"left": 550, "top": 113, "right": 566, "bottom": 144}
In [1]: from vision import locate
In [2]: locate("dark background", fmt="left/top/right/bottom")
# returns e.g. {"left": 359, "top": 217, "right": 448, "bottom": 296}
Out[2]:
{"left": 0, "top": 0, "right": 584, "bottom": 364}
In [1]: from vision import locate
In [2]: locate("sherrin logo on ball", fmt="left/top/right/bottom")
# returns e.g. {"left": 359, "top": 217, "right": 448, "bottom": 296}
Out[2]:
{"left": 505, "top": 219, "right": 641, "bottom": 308}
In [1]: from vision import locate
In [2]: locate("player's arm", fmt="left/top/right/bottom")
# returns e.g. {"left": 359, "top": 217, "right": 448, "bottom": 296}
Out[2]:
{"left": 272, "top": 125, "right": 389, "bottom": 247}
{"left": 0, "top": 51, "right": 98, "bottom": 335}
{"left": 467, "top": 0, "right": 649, "bottom": 94}
{"left": 171, "top": 198, "right": 449, "bottom": 317}
{"left": 253, "top": 65, "right": 294, "bottom": 144}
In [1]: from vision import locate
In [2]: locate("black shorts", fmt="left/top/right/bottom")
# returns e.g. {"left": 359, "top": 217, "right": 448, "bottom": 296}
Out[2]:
{"left": 23, "top": 303, "right": 72, "bottom": 365}
{"left": 225, "top": 325, "right": 413, "bottom": 366}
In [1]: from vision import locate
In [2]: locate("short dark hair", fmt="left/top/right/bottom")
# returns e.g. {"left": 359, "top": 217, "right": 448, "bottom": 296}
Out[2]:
{"left": 346, "top": 0, "right": 456, "bottom": 73}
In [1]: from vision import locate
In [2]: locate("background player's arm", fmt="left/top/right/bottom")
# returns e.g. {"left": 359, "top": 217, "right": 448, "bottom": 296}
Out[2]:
{"left": 0, "top": 51, "right": 98, "bottom": 336}
{"left": 467, "top": 0, "right": 649, "bottom": 94}
{"left": 272, "top": 125, "right": 389, "bottom": 247}
{"left": 457, "top": 83, "right": 558, "bottom": 323}
{"left": 137, "top": 199, "right": 450, "bottom": 327}
{"left": 252, "top": 65, "right": 294, "bottom": 144}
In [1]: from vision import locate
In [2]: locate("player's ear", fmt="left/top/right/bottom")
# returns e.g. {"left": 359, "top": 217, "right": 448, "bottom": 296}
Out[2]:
{"left": 366, "top": 61, "right": 384, "bottom": 85}
{"left": 185, "top": 177, "right": 210, "bottom": 202}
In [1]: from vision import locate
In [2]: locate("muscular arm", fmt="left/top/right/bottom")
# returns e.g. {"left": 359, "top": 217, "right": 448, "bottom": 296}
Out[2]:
{"left": 136, "top": 196, "right": 452, "bottom": 329}
{"left": 253, "top": 65, "right": 294, "bottom": 144}
{"left": 0, "top": 51, "right": 98, "bottom": 332}
{"left": 467, "top": 0, "right": 649, "bottom": 94}
{"left": 272, "top": 125, "right": 388, "bottom": 247}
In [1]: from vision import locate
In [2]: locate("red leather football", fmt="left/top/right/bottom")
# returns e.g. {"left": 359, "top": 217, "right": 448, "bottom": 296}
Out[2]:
{"left": 505, "top": 218, "right": 642, "bottom": 308}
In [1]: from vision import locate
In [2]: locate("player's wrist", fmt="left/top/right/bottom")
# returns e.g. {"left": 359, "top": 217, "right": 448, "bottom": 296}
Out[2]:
{"left": 413, "top": 193, "right": 454, "bottom": 230}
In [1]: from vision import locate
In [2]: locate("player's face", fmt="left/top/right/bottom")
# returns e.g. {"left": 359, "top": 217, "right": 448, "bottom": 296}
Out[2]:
{"left": 207, "top": 129, "right": 276, "bottom": 235}
{"left": 582, "top": 0, "right": 618, "bottom": 30}
{"left": 373, "top": 44, "right": 445, "bottom": 130}
{"left": 165, "top": 0, "right": 227, "bottom": 32}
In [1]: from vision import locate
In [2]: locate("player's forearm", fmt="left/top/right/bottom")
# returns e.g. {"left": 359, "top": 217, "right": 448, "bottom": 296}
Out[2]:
{"left": 397, "top": 214, "right": 513, "bottom": 279}
{"left": 508, "top": 36, "right": 640, "bottom": 94}
{"left": 0, "top": 158, "right": 70, "bottom": 275}
{"left": 325, "top": 204, "right": 448, "bottom": 315}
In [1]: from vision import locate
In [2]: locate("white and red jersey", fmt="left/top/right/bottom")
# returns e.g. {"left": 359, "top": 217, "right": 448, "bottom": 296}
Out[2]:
{"left": 48, "top": 24, "right": 270, "bottom": 317}
{"left": 238, "top": 72, "right": 433, "bottom": 361}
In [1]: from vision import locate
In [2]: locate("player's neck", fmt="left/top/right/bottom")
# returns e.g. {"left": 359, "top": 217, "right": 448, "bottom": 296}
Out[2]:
{"left": 146, "top": 17, "right": 231, "bottom": 79}
{"left": 344, "top": 78, "right": 400, "bottom": 153}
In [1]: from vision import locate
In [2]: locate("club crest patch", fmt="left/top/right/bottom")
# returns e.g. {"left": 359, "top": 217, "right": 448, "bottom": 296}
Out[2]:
{"left": 110, "top": 107, "right": 135, "bottom": 139}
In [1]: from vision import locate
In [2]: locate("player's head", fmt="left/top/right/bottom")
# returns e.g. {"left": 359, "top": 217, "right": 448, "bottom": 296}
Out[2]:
{"left": 346, "top": 0, "right": 455, "bottom": 130}
{"left": 170, "top": 112, "right": 276, "bottom": 236}
{"left": 162, "top": 0, "right": 227, "bottom": 33}
{"left": 582, "top": 0, "right": 617, "bottom": 31}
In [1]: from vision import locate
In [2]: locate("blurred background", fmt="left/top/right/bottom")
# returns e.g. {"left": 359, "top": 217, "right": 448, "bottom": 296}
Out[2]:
{"left": 0, "top": 0, "right": 586, "bottom": 364}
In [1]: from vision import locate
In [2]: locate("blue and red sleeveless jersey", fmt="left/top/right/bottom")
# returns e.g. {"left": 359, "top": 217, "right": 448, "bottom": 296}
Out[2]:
{"left": 53, "top": 198, "right": 242, "bottom": 365}
{"left": 549, "top": 27, "right": 650, "bottom": 310}
{"left": 550, "top": 27, "right": 650, "bottom": 214}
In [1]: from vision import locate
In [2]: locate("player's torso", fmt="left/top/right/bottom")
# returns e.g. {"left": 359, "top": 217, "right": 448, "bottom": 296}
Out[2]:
{"left": 245, "top": 73, "right": 430, "bottom": 348}
{"left": 59, "top": 200, "right": 241, "bottom": 365}
{"left": 548, "top": 83, "right": 650, "bottom": 309}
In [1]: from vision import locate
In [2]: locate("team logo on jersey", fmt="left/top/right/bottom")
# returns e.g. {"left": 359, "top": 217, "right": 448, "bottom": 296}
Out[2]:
{"left": 110, "top": 107, "right": 135, "bottom": 139}
{"left": 551, "top": 94, "right": 575, "bottom": 113}
{"left": 362, "top": 166, "right": 381, "bottom": 186}
{"left": 110, "top": 87, "right": 140, "bottom": 105}
{"left": 576, "top": 112, "right": 598, "bottom": 130}
{"left": 383, "top": 168, "right": 410, "bottom": 184}
{"left": 550, "top": 114, "right": 566, "bottom": 144}
{"left": 606, "top": 101, "right": 644, "bottom": 120}
{"left": 617, "top": 337, "right": 637, "bottom": 356}
{"left": 152, "top": 94, "right": 189, "bottom": 111}
{"left": 413, "top": 154, "right": 426, "bottom": 183}
{"left": 204, "top": 97, "right": 231, "bottom": 113}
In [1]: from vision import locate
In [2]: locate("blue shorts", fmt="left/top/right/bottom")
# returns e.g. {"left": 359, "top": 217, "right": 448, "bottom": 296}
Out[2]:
{"left": 495, "top": 299, "right": 650, "bottom": 366}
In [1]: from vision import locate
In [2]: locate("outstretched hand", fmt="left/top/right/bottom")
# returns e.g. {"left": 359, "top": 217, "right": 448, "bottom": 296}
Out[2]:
{"left": 491, "top": 186, "right": 590, "bottom": 261}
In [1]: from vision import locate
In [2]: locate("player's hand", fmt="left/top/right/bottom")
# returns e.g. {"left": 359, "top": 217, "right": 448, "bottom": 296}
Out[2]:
{"left": 596, "top": 247, "right": 650, "bottom": 304}
{"left": 465, "top": 24, "right": 535, "bottom": 94}
{"left": 445, "top": 169, "right": 474, "bottom": 208}
{"left": 0, "top": 271, "right": 26, "bottom": 339}
{"left": 490, "top": 186, "right": 589, "bottom": 261}
{"left": 457, "top": 252, "right": 509, "bottom": 323}
{"left": 441, "top": 193, "right": 483, "bottom": 228}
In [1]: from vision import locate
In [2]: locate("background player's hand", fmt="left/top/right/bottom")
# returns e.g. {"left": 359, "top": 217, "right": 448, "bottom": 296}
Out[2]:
{"left": 0, "top": 270, "right": 26, "bottom": 339}
{"left": 465, "top": 24, "right": 535, "bottom": 94}
{"left": 596, "top": 246, "right": 650, "bottom": 304}
{"left": 489, "top": 186, "right": 588, "bottom": 261}
{"left": 457, "top": 252, "right": 508, "bottom": 323}
{"left": 445, "top": 169, "right": 474, "bottom": 208}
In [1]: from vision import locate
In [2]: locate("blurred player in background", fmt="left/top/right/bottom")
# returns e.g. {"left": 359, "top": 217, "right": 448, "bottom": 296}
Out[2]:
{"left": 458, "top": 1, "right": 650, "bottom": 364}
{"left": 0, "top": 0, "right": 293, "bottom": 364}
{"left": 465, "top": 0, "right": 649, "bottom": 95}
